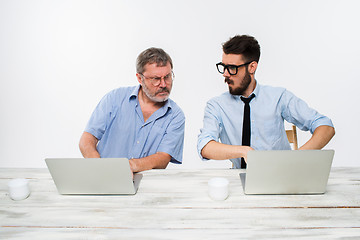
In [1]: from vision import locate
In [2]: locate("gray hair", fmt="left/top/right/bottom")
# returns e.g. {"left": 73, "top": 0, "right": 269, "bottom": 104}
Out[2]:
{"left": 136, "top": 47, "right": 173, "bottom": 74}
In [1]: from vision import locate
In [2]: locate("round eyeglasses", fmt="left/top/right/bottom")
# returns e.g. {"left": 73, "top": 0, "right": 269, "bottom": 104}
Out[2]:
{"left": 139, "top": 72, "right": 174, "bottom": 87}
{"left": 216, "top": 61, "right": 252, "bottom": 75}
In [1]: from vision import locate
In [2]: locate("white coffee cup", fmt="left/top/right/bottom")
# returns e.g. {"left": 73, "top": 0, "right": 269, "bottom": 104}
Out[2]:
{"left": 208, "top": 177, "right": 229, "bottom": 201}
{"left": 8, "top": 178, "right": 30, "bottom": 201}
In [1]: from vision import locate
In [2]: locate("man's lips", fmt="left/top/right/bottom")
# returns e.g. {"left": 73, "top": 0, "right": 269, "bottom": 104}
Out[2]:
{"left": 156, "top": 89, "right": 170, "bottom": 95}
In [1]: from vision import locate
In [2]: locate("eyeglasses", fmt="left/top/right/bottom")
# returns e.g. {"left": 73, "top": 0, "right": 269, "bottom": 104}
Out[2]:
{"left": 139, "top": 72, "right": 174, "bottom": 87}
{"left": 216, "top": 61, "right": 252, "bottom": 75}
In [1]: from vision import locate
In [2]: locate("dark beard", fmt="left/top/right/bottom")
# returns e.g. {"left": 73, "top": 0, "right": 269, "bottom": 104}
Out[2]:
{"left": 225, "top": 69, "right": 251, "bottom": 96}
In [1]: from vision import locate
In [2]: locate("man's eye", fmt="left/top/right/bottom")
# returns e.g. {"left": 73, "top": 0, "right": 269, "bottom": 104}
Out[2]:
{"left": 228, "top": 66, "right": 236, "bottom": 71}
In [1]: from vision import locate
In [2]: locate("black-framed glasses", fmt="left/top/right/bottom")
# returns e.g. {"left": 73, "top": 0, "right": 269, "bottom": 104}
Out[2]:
{"left": 139, "top": 71, "right": 174, "bottom": 87}
{"left": 216, "top": 61, "right": 252, "bottom": 75}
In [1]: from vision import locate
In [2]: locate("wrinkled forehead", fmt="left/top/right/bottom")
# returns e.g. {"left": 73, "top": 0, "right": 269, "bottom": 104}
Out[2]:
{"left": 143, "top": 62, "right": 172, "bottom": 75}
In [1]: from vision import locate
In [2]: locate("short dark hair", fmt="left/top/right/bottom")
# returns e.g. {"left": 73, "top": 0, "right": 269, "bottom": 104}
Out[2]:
{"left": 136, "top": 47, "right": 173, "bottom": 74}
{"left": 222, "top": 35, "right": 260, "bottom": 63}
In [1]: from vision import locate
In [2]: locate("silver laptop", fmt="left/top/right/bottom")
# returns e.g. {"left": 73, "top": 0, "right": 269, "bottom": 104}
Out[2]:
{"left": 240, "top": 150, "right": 334, "bottom": 195}
{"left": 45, "top": 158, "right": 142, "bottom": 195}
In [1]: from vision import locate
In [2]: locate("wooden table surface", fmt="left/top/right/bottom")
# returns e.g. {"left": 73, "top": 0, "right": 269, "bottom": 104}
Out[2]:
{"left": 1, "top": 167, "right": 360, "bottom": 239}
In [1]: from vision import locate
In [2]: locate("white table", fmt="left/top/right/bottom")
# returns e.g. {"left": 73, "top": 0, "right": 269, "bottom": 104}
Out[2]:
{"left": 1, "top": 168, "right": 360, "bottom": 239}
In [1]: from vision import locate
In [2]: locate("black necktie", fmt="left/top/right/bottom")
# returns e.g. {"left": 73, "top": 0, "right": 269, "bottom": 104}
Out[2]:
{"left": 240, "top": 94, "right": 255, "bottom": 169}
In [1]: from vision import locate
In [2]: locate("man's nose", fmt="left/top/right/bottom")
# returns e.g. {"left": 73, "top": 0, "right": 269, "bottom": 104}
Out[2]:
{"left": 158, "top": 78, "right": 167, "bottom": 88}
{"left": 223, "top": 68, "right": 231, "bottom": 78}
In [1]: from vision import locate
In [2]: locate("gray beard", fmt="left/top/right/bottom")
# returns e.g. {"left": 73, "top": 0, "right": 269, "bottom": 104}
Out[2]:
{"left": 141, "top": 83, "right": 169, "bottom": 103}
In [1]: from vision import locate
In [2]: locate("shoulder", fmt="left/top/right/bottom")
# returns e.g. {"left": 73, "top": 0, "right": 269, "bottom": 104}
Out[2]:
{"left": 258, "top": 84, "right": 287, "bottom": 95}
{"left": 205, "top": 92, "right": 240, "bottom": 112}
{"left": 257, "top": 84, "right": 303, "bottom": 111}
{"left": 256, "top": 84, "right": 292, "bottom": 101}
{"left": 95, "top": 86, "right": 137, "bottom": 112}
{"left": 102, "top": 86, "right": 137, "bottom": 102}
{"left": 207, "top": 91, "right": 233, "bottom": 105}
{"left": 107, "top": 86, "right": 136, "bottom": 97}
{"left": 167, "top": 98, "right": 185, "bottom": 119}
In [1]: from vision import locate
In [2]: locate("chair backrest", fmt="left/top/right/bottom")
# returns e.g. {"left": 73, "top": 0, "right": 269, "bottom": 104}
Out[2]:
{"left": 286, "top": 125, "right": 298, "bottom": 150}
{"left": 232, "top": 125, "right": 299, "bottom": 168}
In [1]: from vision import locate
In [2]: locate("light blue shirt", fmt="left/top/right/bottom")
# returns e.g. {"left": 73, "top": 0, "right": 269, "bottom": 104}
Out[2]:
{"left": 197, "top": 82, "right": 334, "bottom": 168}
{"left": 85, "top": 85, "right": 185, "bottom": 164}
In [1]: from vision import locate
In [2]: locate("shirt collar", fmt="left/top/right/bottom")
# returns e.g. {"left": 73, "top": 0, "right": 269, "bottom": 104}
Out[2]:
{"left": 252, "top": 80, "right": 260, "bottom": 97}
{"left": 129, "top": 85, "right": 141, "bottom": 100}
{"left": 128, "top": 84, "right": 172, "bottom": 110}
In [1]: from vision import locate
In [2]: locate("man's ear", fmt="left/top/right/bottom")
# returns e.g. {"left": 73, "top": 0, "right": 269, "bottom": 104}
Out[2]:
{"left": 248, "top": 61, "right": 258, "bottom": 74}
{"left": 136, "top": 73, "right": 143, "bottom": 84}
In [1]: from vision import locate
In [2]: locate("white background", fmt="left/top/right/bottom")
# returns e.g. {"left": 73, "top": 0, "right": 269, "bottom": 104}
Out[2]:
{"left": 0, "top": 0, "right": 359, "bottom": 168}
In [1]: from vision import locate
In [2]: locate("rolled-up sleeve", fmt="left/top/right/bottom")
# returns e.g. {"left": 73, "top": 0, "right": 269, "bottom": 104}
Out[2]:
{"left": 157, "top": 109, "right": 185, "bottom": 164}
{"left": 85, "top": 92, "right": 114, "bottom": 140}
{"left": 197, "top": 101, "right": 222, "bottom": 160}
{"left": 281, "top": 90, "right": 334, "bottom": 134}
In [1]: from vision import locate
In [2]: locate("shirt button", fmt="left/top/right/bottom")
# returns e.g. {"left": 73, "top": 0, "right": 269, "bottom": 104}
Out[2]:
{"left": 137, "top": 141, "right": 140, "bottom": 144}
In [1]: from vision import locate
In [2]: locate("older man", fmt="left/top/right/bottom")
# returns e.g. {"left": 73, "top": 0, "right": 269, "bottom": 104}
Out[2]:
{"left": 80, "top": 48, "right": 185, "bottom": 173}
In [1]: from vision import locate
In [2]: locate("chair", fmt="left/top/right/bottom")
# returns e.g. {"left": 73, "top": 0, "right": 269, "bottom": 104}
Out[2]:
{"left": 232, "top": 125, "right": 299, "bottom": 168}
{"left": 286, "top": 125, "right": 298, "bottom": 150}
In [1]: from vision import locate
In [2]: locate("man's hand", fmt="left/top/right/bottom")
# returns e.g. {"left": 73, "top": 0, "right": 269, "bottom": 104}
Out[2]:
{"left": 242, "top": 146, "right": 254, "bottom": 163}
{"left": 129, "top": 159, "right": 137, "bottom": 175}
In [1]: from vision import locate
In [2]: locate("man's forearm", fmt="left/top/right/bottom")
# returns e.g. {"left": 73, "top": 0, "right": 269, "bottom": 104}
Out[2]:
{"left": 299, "top": 125, "right": 335, "bottom": 150}
{"left": 79, "top": 132, "right": 101, "bottom": 158}
{"left": 129, "top": 152, "right": 171, "bottom": 173}
{"left": 201, "top": 140, "right": 253, "bottom": 160}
